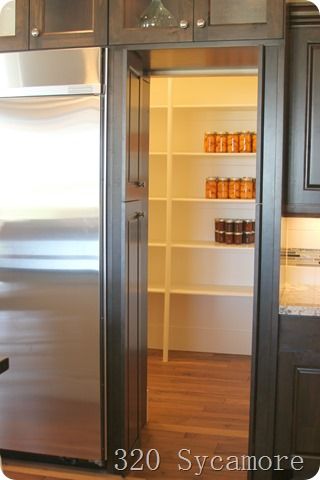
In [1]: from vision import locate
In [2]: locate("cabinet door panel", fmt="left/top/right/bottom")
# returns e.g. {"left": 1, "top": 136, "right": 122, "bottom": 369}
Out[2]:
{"left": 125, "top": 202, "right": 148, "bottom": 450}
{"left": 285, "top": 26, "right": 320, "bottom": 215}
{"left": 194, "top": 0, "right": 284, "bottom": 41}
{"left": 275, "top": 316, "right": 320, "bottom": 476}
{"left": 29, "top": 0, "right": 108, "bottom": 49}
{"left": 109, "top": 0, "right": 193, "bottom": 45}
{"left": 0, "top": 0, "right": 29, "bottom": 52}
{"left": 126, "top": 52, "right": 150, "bottom": 201}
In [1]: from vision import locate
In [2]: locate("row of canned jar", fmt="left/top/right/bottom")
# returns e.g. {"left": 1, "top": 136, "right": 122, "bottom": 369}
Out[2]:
{"left": 204, "top": 131, "right": 257, "bottom": 154}
{"left": 214, "top": 218, "right": 255, "bottom": 245}
{"left": 206, "top": 177, "right": 256, "bottom": 200}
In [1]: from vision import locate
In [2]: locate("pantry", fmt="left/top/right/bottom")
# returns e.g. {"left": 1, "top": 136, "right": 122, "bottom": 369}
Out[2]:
{"left": 148, "top": 74, "right": 258, "bottom": 361}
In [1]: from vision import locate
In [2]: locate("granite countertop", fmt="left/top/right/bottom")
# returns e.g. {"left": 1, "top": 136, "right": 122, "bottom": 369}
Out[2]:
{"left": 0, "top": 357, "right": 9, "bottom": 375}
{"left": 280, "top": 285, "right": 320, "bottom": 316}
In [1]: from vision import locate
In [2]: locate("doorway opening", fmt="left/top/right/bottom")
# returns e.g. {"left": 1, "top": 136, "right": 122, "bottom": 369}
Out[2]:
{"left": 140, "top": 47, "right": 259, "bottom": 479}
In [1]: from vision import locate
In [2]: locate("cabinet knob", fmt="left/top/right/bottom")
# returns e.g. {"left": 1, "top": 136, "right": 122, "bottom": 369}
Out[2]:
{"left": 179, "top": 19, "right": 189, "bottom": 29}
{"left": 31, "top": 27, "right": 40, "bottom": 38}
{"left": 135, "top": 212, "right": 145, "bottom": 219}
{"left": 196, "top": 18, "right": 206, "bottom": 28}
{"left": 137, "top": 181, "right": 146, "bottom": 188}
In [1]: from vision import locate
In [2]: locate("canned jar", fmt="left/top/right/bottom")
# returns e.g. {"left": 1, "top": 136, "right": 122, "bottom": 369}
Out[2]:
{"left": 253, "top": 178, "right": 256, "bottom": 199}
{"left": 215, "top": 218, "right": 225, "bottom": 231}
{"left": 244, "top": 219, "right": 254, "bottom": 232}
{"left": 234, "top": 220, "right": 244, "bottom": 233}
{"left": 243, "top": 231, "right": 255, "bottom": 244}
{"left": 204, "top": 132, "right": 216, "bottom": 153}
{"left": 229, "top": 177, "right": 241, "bottom": 199}
{"left": 225, "top": 219, "right": 234, "bottom": 233}
{"left": 217, "top": 177, "right": 229, "bottom": 199}
{"left": 206, "top": 177, "right": 217, "bottom": 199}
{"left": 234, "top": 232, "right": 243, "bottom": 245}
{"left": 215, "top": 231, "right": 225, "bottom": 243}
{"left": 225, "top": 232, "right": 234, "bottom": 245}
{"left": 239, "top": 131, "right": 252, "bottom": 153}
{"left": 240, "top": 177, "right": 253, "bottom": 199}
{"left": 215, "top": 132, "right": 227, "bottom": 153}
{"left": 252, "top": 132, "right": 257, "bottom": 153}
{"left": 227, "top": 133, "right": 239, "bottom": 153}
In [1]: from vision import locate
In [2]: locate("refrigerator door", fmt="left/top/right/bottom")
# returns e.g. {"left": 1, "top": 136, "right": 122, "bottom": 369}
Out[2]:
{"left": 0, "top": 95, "right": 103, "bottom": 461}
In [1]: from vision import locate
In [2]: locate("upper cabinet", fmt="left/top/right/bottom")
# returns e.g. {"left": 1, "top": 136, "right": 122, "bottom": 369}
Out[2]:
{"left": 109, "top": 0, "right": 193, "bottom": 45}
{"left": 194, "top": 0, "right": 284, "bottom": 41}
{"left": 29, "top": 0, "right": 108, "bottom": 49}
{"left": 0, "top": 0, "right": 29, "bottom": 52}
{"left": 0, "top": 0, "right": 108, "bottom": 52}
{"left": 284, "top": 5, "right": 320, "bottom": 216}
{"left": 109, "top": 0, "right": 284, "bottom": 45}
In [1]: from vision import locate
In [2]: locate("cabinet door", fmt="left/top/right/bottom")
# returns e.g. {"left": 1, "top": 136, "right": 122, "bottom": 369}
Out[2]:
{"left": 125, "top": 202, "right": 148, "bottom": 452}
{"left": 285, "top": 24, "right": 320, "bottom": 215}
{"left": 29, "top": 0, "right": 108, "bottom": 49}
{"left": 109, "top": 0, "right": 193, "bottom": 45}
{"left": 275, "top": 316, "right": 320, "bottom": 477}
{"left": 0, "top": 0, "right": 29, "bottom": 52}
{"left": 194, "top": 0, "right": 284, "bottom": 41}
{"left": 126, "top": 53, "right": 150, "bottom": 201}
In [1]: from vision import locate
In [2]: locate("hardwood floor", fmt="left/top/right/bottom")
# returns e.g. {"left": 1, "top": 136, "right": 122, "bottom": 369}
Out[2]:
{"left": 129, "top": 349, "right": 251, "bottom": 479}
{"left": 3, "top": 350, "right": 251, "bottom": 480}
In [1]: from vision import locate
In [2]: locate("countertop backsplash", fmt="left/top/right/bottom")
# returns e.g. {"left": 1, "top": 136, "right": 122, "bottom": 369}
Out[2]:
{"left": 280, "top": 218, "right": 320, "bottom": 315}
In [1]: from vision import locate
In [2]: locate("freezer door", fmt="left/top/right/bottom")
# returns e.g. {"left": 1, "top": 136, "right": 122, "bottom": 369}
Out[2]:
{"left": 0, "top": 95, "right": 103, "bottom": 462}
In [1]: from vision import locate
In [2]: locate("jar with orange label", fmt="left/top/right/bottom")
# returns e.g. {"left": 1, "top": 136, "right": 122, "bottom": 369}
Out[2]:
{"left": 204, "top": 132, "right": 216, "bottom": 153}
{"left": 239, "top": 131, "right": 252, "bottom": 153}
{"left": 228, "top": 177, "right": 240, "bottom": 199}
{"left": 205, "top": 177, "right": 217, "bottom": 199}
{"left": 227, "top": 133, "right": 239, "bottom": 153}
{"left": 252, "top": 132, "right": 257, "bottom": 153}
{"left": 240, "top": 177, "right": 253, "bottom": 199}
{"left": 217, "top": 177, "right": 229, "bottom": 199}
{"left": 215, "top": 132, "right": 227, "bottom": 153}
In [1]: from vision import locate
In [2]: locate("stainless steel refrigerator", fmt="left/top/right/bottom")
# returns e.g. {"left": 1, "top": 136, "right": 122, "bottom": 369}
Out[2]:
{"left": 0, "top": 48, "right": 106, "bottom": 464}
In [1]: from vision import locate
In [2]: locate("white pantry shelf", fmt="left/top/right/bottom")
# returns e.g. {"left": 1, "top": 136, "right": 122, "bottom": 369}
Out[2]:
{"left": 170, "top": 284, "right": 254, "bottom": 297}
{"left": 172, "top": 198, "right": 256, "bottom": 204}
{"left": 173, "top": 152, "right": 256, "bottom": 158}
{"left": 171, "top": 241, "right": 254, "bottom": 251}
{"left": 148, "top": 285, "right": 165, "bottom": 293}
{"left": 149, "top": 242, "right": 166, "bottom": 248}
{"left": 172, "top": 104, "right": 257, "bottom": 110}
{"left": 149, "top": 197, "right": 166, "bottom": 202}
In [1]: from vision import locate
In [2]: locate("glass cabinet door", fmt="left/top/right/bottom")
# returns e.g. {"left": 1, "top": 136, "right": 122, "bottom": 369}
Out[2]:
{"left": 0, "top": 0, "right": 28, "bottom": 51}
{"left": 29, "top": 0, "right": 108, "bottom": 49}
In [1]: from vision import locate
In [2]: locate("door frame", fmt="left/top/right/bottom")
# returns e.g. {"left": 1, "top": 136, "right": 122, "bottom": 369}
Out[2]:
{"left": 106, "top": 43, "right": 285, "bottom": 480}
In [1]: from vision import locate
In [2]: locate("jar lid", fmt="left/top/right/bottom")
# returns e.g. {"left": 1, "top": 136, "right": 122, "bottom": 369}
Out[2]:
{"left": 230, "top": 177, "right": 241, "bottom": 181}
{"left": 205, "top": 131, "right": 214, "bottom": 135}
{"left": 244, "top": 219, "right": 254, "bottom": 223}
{"left": 206, "top": 177, "right": 217, "bottom": 180}
{"left": 215, "top": 218, "right": 225, "bottom": 222}
{"left": 218, "top": 177, "right": 229, "bottom": 181}
{"left": 242, "top": 177, "right": 253, "bottom": 181}
{"left": 234, "top": 219, "right": 244, "bottom": 224}
{"left": 225, "top": 232, "right": 234, "bottom": 236}
{"left": 234, "top": 232, "right": 243, "bottom": 236}
{"left": 225, "top": 219, "right": 234, "bottom": 224}
{"left": 215, "top": 230, "right": 225, "bottom": 234}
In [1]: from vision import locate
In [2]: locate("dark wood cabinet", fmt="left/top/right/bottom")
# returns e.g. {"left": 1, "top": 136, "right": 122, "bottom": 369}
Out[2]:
{"left": 126, "top": 54, "right": 150, "bottom": 201}
{"left": 29, "top": 0, "right": 108, "bottom": 49}
{"left": 0, "top": 0, "right": 29, "bottom": 52}
{"left": 109, "top": 0, "right": 193, "bottom": 45}
{"left": 109, "top": 0, "right": 284, "bottom": 45}
{"left": 275, "top": 315, "right": 320, "bottom": 477}
{"left": 284, "top": 7, "right": 320, "bottom": 215}
{"left": 0, "top": 0, "right": 108, "bottom": 52}
{"left": 194, "top": 0, "right": 284, "bottom": 41}
{"left": 124, "top": 201, "right": 148, "bottom": 451}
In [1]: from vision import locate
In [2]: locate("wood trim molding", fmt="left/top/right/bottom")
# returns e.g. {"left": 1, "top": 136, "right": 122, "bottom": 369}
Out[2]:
{"left": 289, "top": 3, "right": 320, "bottom": 26}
